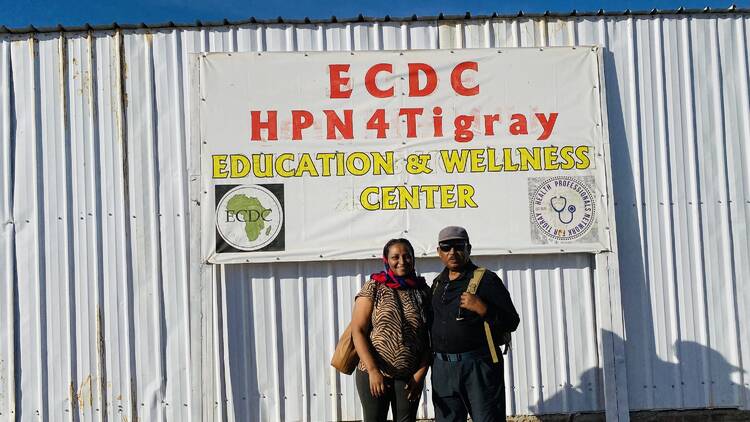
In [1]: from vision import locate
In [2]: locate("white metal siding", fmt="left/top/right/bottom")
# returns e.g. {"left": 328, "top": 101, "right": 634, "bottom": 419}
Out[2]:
{"left": 0, "top": 13, "right": 748, "bottom": 421}
{"left": 215, "top": 255, "right": 602, "bottom": 420}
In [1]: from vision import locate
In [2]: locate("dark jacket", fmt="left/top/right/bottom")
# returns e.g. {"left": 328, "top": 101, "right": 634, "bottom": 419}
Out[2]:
{"left": 430, "top": 261, "right": 520, "bottom": 354}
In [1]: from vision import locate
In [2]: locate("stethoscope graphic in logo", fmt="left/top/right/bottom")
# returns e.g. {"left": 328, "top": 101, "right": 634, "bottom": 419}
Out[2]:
{"left": 550, "top": 196, "right": 576, "bottom": 224}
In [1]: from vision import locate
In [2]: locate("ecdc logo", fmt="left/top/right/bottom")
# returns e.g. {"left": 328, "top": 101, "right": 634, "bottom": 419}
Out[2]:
{"left": 225, "top": 209, "right": 273, "bottom": 223}
{"left": 215, "top": 184, "right": 285, "bottom": 252}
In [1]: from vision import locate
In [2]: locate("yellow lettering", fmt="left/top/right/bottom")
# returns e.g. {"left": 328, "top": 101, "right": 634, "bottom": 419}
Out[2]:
{"left": 360, "top": 186, "right": 380, "bottom": 210}
{"left": 421, "top": 185, "right": 439, "bottom": 209}
{"left": 372, "top": 151, "right": 394, "bottom": 175}
{"left": 544, "top": 146, "right": 560, "bottom": 170}
{"left": 440, "top": 150, "right": 469, "bottom": 173}
{"left": 518, "top": 147, "right": 541, "bottom": 171}
{"left": 440, "top": 185, "right": 456, "bottom": 208}
{"left": 275, "top": 153, "right": 295, "bottom": 177}
{"left": 398, "top": 186, "right": 420, "bottom": 209}
{"left": 316, "top": 153, "right": 335, "bottom": 176}
{"left": 456, "top": 184, "right": 478, "bottom": 208}
{"left": 231, "top": 154, "right": 250, "bottom": 178}
{"left": 559, "top": 146, "right": 576, "bottom": 170}
{"left": 503, "top": 148, "right": 519, "bottom": 171}
{"left": 469, "top": 149, "right": 486, "bottom": 172}
{"left": 295, "top": 153, "right": 319, "bottom": 177}
{"left": 335, "top": 152, "right": 346, "bottom": 176}
{"left": 486, "top": 148, "right": 502, "bottom": 171}
{"left": 381, "top": 186, "right": 397, "bottom": 210}
{"left": 252, "top": 154, "right": 273, "bottom": 177}
{"left": 575, "top": 146, "right": 591, "bottom": 169}
{"left": 212, "top": 155, "right": 229, "bottom": 178}
{"left": 359, "top": 184, "right": 479, "bottom": 210}
{"left": 346, "top": 152, "right": 371, "bottom": 176}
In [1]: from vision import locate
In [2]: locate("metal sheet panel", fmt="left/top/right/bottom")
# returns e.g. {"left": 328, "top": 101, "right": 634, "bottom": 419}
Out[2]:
{"left": 219, "top": 255, "right": 602, "bottom": 420}
{"left": 0, "top": 36, "right": 15, "bottom": 421}
{"left": 1, "top": 13, "right": 749, "bottom": 421}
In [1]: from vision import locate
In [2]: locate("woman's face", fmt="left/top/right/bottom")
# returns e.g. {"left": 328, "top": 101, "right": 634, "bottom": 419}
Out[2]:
{"left": 387, "top": 243, "right": 414, "bottom": 277}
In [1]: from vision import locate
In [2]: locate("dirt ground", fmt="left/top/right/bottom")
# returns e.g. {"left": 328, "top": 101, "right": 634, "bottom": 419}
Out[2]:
{"left": 503, "top": 409, "right": 750, "bottom": 421}
{"left": 416, "top": 409, "right": 750, "bottom": 421}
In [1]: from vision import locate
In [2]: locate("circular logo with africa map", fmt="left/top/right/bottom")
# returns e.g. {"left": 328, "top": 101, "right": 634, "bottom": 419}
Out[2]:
{"left": 216, "top": 185, "right": 284, "bottom": 251}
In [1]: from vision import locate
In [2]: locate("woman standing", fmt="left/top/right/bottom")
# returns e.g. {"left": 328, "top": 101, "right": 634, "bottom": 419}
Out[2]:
{"left": 350, "top": 238, "right": 431, "bottom": 422}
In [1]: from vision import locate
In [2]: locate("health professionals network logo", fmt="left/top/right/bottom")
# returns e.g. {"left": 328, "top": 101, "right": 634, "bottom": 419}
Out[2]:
{"left": 529, "top": 176, "right": 596, "bottom": 242}
{"left": 215, "top": 184, "right": 285, "bottom": 252}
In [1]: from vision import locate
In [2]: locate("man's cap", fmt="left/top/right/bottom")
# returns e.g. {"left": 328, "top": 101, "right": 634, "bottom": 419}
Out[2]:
{"left": 438, "top": 226, "right": 470, "bottom": 243}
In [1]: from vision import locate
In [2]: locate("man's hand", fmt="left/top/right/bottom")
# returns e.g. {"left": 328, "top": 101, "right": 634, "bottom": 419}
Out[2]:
{"left": 460, "top": 292, "right": 487, "bottom": 317}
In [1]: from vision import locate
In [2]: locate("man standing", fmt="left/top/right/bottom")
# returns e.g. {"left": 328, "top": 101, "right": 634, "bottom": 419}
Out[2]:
{"left": 430, "top": 226, "right": 520, "bottom": 422}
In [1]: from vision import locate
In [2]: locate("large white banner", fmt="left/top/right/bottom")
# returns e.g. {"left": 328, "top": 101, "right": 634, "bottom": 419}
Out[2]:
{"left": 199, "top": 48, "right": 613, "bottom": 263}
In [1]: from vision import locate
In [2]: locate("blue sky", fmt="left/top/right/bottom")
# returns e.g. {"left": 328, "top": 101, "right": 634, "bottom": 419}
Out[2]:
{"left": 1, "top": 0, "right": 745, "bottom": 28}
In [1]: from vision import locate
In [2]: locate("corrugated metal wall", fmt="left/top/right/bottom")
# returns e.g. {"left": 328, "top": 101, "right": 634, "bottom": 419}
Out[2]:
{"left": 1, "top": 12, "right": 748, "bottom": 421}
{"left": 217, "top": 255, "right": 603, "bottom": 421}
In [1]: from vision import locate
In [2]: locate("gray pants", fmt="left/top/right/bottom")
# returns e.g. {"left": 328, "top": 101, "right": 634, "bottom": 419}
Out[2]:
{"left": 431, "top": 356, "right": 505, "bottom": 422}
{"left": 355, "top": 369, "right": 420, "bottom": 422}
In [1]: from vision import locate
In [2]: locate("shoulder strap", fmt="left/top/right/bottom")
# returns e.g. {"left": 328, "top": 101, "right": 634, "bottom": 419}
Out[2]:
{"left": 465, "top": 267, "right": 486, "bottom": 295}
{"left": 466, "top": 267, "right": 500, "bottom": 363}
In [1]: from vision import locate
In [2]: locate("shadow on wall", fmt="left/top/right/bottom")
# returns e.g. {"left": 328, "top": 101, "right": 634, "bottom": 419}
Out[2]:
{"left": 531, "top": 49, "right": 749, "bottom": 418}
{"left": 532, "top": 332, "right": 749, "bottom": 417}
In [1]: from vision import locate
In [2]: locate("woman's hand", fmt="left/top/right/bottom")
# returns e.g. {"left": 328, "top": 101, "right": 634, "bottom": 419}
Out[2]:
{"left": 404, "top": 372, "right": 424, "bottom": 402}
{"left": 369, "top": 369, "right": 387, "bottom": 397}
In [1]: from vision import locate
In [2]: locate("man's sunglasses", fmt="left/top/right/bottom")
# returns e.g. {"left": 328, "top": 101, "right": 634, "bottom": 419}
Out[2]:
{"left": 438, "top": 242, "right": 468, "bottom": 252}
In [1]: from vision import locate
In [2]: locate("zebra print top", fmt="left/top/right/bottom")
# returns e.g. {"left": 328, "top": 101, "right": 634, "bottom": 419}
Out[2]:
{"left": 356, "top": 279, "right": 431, "bottom": 379}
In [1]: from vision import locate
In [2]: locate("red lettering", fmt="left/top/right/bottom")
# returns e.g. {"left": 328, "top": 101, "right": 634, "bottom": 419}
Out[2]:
{"left": 510, "top": 114, "right": 528, "bottom": 135}
{"left": 451, "top": 62, "right": 479, "bottom": 96}
{"left": 454, "top": 115, "right": 474, "bottom": 142}
{"left": 408, "top": 63, "right": 438, "bottom": 97}
{"left": 483, "top": 114, "right": 500, "bottom": 136}
{"left": 250, "top": 110, "right": 278, "bottom": 141}
{"left": 324, "top": 109, "right": 353, "bottom": 140}
{"left": 329, "top": 64, "right": 352, "bottom": 99}
{"left": 366, "top": 109, "right": 390, "bottom": 139}
{"left": 399, "top": 108, "right": 423, "bottom": 138}
{"left": 365, "top": 63, "right": 394, "bottom": 98}
{"left": 291, "top": 110, "right": 314, "bottom": 140}
{"left": 433, "top": 106, "right": 443, "bottom": 137}
{"left": 536, "top": 112, "right": 558, "bottom": 140}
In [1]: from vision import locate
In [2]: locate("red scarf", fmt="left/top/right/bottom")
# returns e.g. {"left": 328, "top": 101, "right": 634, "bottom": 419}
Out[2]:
{"left": 371, "top": 258, "right": 426, "bottom": 290}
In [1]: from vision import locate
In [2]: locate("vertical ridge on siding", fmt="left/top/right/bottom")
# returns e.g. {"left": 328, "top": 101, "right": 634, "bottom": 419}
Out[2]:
{"left": 0, "top": 35, "right": 15, "bottom": 421}
{"left": 734, "top": 15, "right": 750, "bottom": 411}
{"left": 716, "top": 14, "right": 748, "bottom": 407}
{"left": 151, "top": 29, "right": 191, "bottom": 421}
{"left": 92, "top": 30, "right": 134, "bottom": 421}
{"left": 66, "top": 32, "right": 104, "bottom": 421}
{"left": 10, "top": 33, "right": 48, "bottom": 420}
{"left": 122, "top": 31, "right": 167, "bottom": 422}
{"left": 40, "top": 32, "right": 76, "bottom": 420}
